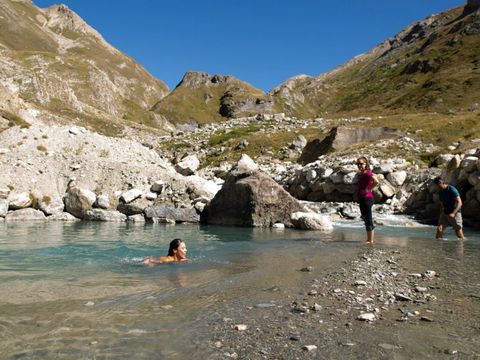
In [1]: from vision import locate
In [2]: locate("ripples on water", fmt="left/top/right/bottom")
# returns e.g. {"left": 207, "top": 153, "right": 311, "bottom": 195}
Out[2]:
{"left": 0, "top": 221, "right": 479, "bottom": 359}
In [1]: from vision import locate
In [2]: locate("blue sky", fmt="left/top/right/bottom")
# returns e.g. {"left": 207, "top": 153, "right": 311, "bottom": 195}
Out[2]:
{"left": 34, "top": 0, "right": 465, "bottom": 92}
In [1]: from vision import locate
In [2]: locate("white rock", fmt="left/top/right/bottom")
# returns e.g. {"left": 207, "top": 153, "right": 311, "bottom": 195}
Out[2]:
{"left": 8, "top": 192, "right": 32, "bottom": 210}
{"left": 357, "top": 313, "right": 375, "bottom": 321}
{"left": 291, "top": 212, "right": 333, "bottom": 231}
{"left": 120, "top": 188, "right": 143, "bottom": 204}
{"left": 95, "top": 194, "right": 110, "bottom": 209}
{"left": 175, "top": 154, "right": 200, "bottom": 175}
{"left": 386, "top": 171, "right": 407, "bottom": 186}
{"left": 234, "top": 324, "right": 247, "bottom": 331}
{"left": 461, "top": 156, "right": 478, "bottom": 172}
{"left": 303, "top": 345, "right": 317, "bottom": 352}
{"left": 0, "top": 199, "right": 8, "bottom": 217}
{"left": 272, "top": 223, "right": 285, "bottom": 229}
{"left": 234, "top": 154, "right": 258, "bottom": 173}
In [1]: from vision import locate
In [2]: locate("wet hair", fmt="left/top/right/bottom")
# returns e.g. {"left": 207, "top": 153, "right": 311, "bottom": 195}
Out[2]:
{"left": 356, "top": 156, "right": 371, "bottom": 171}
{"left": 168, "top": 238, "right": 184, "bottom": 256}
{"left": 433, "top": 176, "right": 445, "bottom": 185}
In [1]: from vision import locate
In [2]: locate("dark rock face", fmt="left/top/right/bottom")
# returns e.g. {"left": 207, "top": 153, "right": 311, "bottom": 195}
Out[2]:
{"left": 467, "top": 0, "right": 480, "bottom": 10}
{"left": 144, "top": 205, "right": 199, "bottom": 223}
{"left": 299, "top": 127, "right": 403, "bottom": 165}
{"left": 201, "top": 171, "right": 303, "bottom": 227}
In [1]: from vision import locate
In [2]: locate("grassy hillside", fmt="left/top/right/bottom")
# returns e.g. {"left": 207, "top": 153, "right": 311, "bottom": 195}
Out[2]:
{"left": 272, "top": 5, "right": 480, "bottom": 118}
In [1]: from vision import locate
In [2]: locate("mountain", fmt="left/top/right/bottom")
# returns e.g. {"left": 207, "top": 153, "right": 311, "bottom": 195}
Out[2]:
{"left": 151, "top": 71, "right": 277, "bottom": 125}
{"left": 271, "top": 2, "right": 480, "bottom": 118}
{"left": 0, "top": 0, "right": 169, "bottom": 136}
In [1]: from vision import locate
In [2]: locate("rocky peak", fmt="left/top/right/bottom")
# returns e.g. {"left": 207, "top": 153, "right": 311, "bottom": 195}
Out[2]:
{"left": 43, "top": 4, "right": 107, "bottom": 44}
{"left": 177, "top": 71, "right": 236, "bottom": 89}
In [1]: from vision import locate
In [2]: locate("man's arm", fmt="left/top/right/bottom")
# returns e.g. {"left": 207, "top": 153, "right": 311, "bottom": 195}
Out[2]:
{"left": 450, "top": 196, "right": 462, "bottom": 218}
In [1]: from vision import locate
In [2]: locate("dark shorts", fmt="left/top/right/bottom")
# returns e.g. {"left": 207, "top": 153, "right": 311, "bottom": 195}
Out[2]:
{"left": 438, "top": 212, "right": 463, "bottom": 231}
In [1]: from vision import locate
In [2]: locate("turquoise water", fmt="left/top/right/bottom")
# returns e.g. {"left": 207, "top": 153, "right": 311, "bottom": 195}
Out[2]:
{"left": 0, "top": 221, "right": 479, "bottom": 359}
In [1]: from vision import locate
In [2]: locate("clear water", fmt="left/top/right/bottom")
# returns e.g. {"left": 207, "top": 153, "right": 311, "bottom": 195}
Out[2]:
{"left": 0, "top": 221, "right": 479, "bottom": 359}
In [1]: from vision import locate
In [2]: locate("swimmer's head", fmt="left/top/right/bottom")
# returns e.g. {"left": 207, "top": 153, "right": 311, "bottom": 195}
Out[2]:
{"left": 168, "top": 238, "right": 187, "bottom": 260}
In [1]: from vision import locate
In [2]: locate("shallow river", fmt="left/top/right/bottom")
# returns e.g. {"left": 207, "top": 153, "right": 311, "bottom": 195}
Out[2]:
{"left": 0, "top": 221, "right": 479, "bottom": 359}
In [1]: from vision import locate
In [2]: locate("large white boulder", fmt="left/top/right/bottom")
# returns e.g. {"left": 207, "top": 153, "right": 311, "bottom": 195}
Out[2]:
{"left": 175, "top": 154, "right": 200, "bottom": 176}
{"left": 8, "top": 192, "right": 32, "bottom": 210}
{"left": 386, "top": 171, "right": 407, "bottom": 187}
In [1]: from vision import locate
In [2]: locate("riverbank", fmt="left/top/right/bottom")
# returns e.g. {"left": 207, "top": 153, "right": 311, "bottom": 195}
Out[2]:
{"left": 201, "top": 235, "right": 480, "bottom": 359}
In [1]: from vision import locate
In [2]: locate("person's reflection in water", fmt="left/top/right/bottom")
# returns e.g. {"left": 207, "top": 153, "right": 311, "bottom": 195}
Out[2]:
{"left": 143, "top": 239, "right": 187, "bottom": 266}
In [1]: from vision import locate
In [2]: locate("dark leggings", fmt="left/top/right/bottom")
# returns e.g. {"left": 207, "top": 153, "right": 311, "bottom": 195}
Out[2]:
{"left": 359, "top": 197, "right": 375, "bottom": 232}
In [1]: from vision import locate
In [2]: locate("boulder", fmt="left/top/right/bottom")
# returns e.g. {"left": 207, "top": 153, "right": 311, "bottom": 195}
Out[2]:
{"left": 299, "top": 127, "right": 403, "bottom": 165}
{"left": 5, "top": 208, "right": 47, "bottom": 221}
{"left": 95, "top": 194, "right": 110, "bottom": 209}
{"left": 201, "top": 170, "right": 303, "bottom": 227}
{"left": 144, "top": 205, "right": 199, "bottom": 223}
{"left": 38, "top": 194, "right": 64, "bottom": 215}
{"left": 291, "top": 212, "right": 333, "bottom": 231}
{"left": 8, "top": 192, "right": 32, "bottom": 210}
{"left": 84, "top": 209, "right": 127, "bottom": 222}
{"left": 175, "top": 154, "right": 200, "bottom": 176}
{"left": 48, "top": 212, "right": 80, "bottom": 221}
{"left": 120, "top": 188, "right": 143, "bottom": 204}
{"left": 0, "top": 188, "right": 10, "bottom": 199}
{"left": 128, "top": 214, "right": 146, "bottom": 222}
{"left": 386, "top": 171, "right": 407, "bottom": 186}
{"left": 64, "top": 187, "right": 96, "bottom": 219}
{"left": 150, "top": 180, "right": 165, "bottom": 193}
{"left": 117, "top": 197, "right": 150, "bottom": 216}
{"left": 0, "top": 199, "right": 9, "bottom": 217}
{"left": 290, "top": 135, "right": 307, "bottom": 149}
{"left": 233, "top": 154, "right": 258, "bottom": 174}
{"left": 461, "top": 156, "right": 479, "bottom": 173}
{"left": 379, "top": 181, "right": 396, "bottom": 198}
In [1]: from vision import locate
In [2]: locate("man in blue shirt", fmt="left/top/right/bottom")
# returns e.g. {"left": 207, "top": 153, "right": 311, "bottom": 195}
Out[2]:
{"left": 434, "top": 177, "right": 465, "bottom": 239}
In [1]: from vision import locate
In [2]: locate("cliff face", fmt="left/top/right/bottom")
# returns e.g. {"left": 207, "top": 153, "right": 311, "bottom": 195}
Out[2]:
{"left": 152, "top": 71, "right": 277, "bottom": 125}
{"left": 0, "top": 0, "right": 169, "bottom": 135}
{"left": 271, "top": 4, "right": 480, "bottom": 118}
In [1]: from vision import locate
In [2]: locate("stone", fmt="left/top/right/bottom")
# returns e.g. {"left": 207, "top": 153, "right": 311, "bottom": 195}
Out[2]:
{"left": 117, "top": 198, "right": 150, "bottom": 216}
{"left": 48, "top": 212, "right": 80, "bottom": 221}
{"left": 232, "top": 154, "right": 258, "bottom": 174}
{"left": 120, "top": 188, "right": 143, "bottom": 204}
{"left": 422, "top": 270, "right": 436, "bottom": 278}
{"left": 175, "top": 154, "right": 200, "bottom": 176}
{"left": 8, "top": 192, "right": 32, "bottom": 210}
{"left": 38, "top": 194, "right": 64, "bottom": 215}
{"left": 354, "top": 280, "right": 367, "bottom": 286}
{"left": 128, "top": 214, "right": 146, "bottom": 222}
{"left": 386, "top": 171, "right": 407, "bottom": 186}
{"left": 290, "top": 135, "right": 307, "bottom": 149}
{"left": 461, "top": 156, "right": 478, "bottom": 172}
{"left": 0, "top": 188, "right": 10, "bottom": 199}
{"left": 0, "top": 199, "right": 8, "bottom": 217}
{"left": 303, "top": 345, "right": 317, "bottom": 352}
{"left": 145, "top": 205, "right": 199, "bottom": 223}
{"left": 5, "top": 208, "right": 47, "bottom": 221}
{"left": 291, "top": 212, "right": 333, "bottom": 231}
{"left": 300, "top": 266, "right": 314, "bottom": 272}
{"left": 234, "top": 324, "right": 247, "bottom": 331}
{"left": 357, "top": 313, "right": 375, "bottom": 321}
{"left": 64, "top": 187, "right": 96, "bottom": 219}
{"left": 145, "top": 192, "right": 157, "bottom": 201}
{"left": 272, "top": 222, "right": 285, "bottom": 229}
{"left": 151, "top": 180, "right": 165, "bottom": 193}
{"left": 95, "top": 194, "right": 110, "bottom": 209}
{"left": 379, "top": 181, "right": 396, "bottom": 198}
{"left": 84, "top": 209, "right": 127, "bottom": 222}
{"left": 415, "top": 286, "right": 428, "bottom": 292}
{"left": 202, "top": 170, "right": 303, "bottom": 227}
{"left": 394, "top": 293, "right": 412, "bottom": 301}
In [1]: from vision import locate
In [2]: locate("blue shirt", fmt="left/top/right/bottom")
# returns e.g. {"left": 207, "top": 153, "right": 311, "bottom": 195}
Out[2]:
{"left": 439, "top": 185, "right": 461, "bottom": 214}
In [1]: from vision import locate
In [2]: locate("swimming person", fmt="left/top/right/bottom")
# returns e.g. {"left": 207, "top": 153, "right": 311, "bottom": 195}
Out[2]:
{"left": 356, "top": 156, "right": 379, "bottom": 244}
{"left": 144, "top": 238, "right": 188, "bottom": 265}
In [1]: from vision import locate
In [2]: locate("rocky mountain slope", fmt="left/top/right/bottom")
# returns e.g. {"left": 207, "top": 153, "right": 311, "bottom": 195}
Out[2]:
{"left": 271, "top": 2, "right": 480, "bottom": 118}
{"left": 0, "top": 0, "right": 169, "bottom": 136}
{"left": 152, "top": 71, "right": 277, "bottom": 126}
